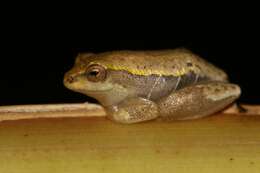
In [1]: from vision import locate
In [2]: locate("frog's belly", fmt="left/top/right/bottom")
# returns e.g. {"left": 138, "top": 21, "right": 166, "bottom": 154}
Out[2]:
{"left": 110, "top": 70, "right": 212, "bottom": 101}
{"left": 137, "top": 72, "right": 211, "bottom": 101}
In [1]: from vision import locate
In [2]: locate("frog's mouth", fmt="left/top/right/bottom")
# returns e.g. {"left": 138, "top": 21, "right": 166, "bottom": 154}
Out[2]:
{"left": 66, "top": 85, "right": 114, "bottom": 96}
{"left": 64, "top": 78, "right": 110, "bottom": 92}
{"left": 78, "top": 88, "right": 113, "bottom": 94}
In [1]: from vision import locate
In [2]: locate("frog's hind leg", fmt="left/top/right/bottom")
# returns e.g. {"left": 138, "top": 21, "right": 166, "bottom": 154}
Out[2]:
{"left": 157, "top": 82, "right": 241, "bottom": 120}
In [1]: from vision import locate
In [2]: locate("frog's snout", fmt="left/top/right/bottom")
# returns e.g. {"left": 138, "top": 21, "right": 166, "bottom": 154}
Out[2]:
{"left": 63, "top": 71, "right": 79, "bottom": 89}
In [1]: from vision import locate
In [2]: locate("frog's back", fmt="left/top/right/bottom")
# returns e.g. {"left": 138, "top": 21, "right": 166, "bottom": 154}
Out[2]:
{"left": 91, "top": 48, "right": 228, "bottom": 82}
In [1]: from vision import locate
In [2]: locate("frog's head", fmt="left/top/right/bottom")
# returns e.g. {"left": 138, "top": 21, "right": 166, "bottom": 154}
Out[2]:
{"left": 64, "top": 53, "right": 128, "bottom": 106}
{"left": 64, "top": 53, "right": 114, "bottom": 94}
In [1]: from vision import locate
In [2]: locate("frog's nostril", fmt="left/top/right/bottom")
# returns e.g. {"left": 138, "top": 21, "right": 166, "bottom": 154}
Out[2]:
{"left": 66, "top": 76, "right": 75, "bottom": 83}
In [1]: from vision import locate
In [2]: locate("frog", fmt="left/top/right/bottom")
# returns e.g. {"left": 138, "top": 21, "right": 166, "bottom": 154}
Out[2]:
{"left": 64, "top": 48, "right": 241, "bottom": 124}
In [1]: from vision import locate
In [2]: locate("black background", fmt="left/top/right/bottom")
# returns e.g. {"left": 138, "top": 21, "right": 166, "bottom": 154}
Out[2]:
{"left": 0, "top": 7, "right": 259, "bottom": 105}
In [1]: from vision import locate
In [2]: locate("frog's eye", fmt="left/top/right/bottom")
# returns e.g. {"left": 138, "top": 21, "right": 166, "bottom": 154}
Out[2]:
{"left": 85, "top": 64, "right": 107, "bottom": 82}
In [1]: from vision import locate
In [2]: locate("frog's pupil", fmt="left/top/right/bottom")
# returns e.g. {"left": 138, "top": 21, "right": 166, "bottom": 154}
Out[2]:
{"left": 86, "top": 65, "right": 106, "bottom": 82}
{"left": 89, "top": 70, "right": 99, "bottom": 76}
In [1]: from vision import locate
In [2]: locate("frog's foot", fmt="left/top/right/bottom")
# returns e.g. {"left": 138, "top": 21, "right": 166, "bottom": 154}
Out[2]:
{"left": 105, "top": 97, "right": 159, "bottom": 124}
{"left": 157, "top": 82, "right": 241, "bottom": 120}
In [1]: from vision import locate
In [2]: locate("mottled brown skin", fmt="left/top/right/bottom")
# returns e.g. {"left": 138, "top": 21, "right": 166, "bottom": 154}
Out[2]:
{"left": 64, "top": 49, "right": 241, "bottom": 124}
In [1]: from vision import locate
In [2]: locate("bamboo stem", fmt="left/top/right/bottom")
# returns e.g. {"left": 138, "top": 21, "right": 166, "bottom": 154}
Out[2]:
{"left": 1, "top": 111, "right": 260, "bottom": 173}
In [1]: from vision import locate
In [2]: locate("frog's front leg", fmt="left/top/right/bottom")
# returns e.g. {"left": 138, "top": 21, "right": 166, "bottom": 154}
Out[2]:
{"left": 105, "top": 97, "right": 159, "bottom": 124}
{"left": 157, "top": 82, "right": 241, "bottom": 120}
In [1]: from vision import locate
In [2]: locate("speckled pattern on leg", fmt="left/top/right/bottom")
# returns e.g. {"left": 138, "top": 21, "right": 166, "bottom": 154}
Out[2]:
{"left": 157, "top": 82, "right": 241, "bottom": 120}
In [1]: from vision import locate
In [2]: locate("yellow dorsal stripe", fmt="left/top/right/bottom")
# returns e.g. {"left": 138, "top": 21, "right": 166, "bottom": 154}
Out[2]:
{"left": 104, "top": 64, "right": 188, "bottom": 77}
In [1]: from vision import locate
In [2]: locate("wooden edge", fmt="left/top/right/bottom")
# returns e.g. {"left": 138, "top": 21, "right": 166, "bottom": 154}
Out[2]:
{"left": 0, "top": 103, "right": 106, "bottom": 122}
{"left": 223, "top": 104, "right": 260, "bottom": 115}
{"left": 0, "top": 102, "right": 259, "bottom": 122}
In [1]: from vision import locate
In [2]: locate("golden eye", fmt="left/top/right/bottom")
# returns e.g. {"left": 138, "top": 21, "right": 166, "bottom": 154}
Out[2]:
{"left": 85, "top": 64, "right": 106, "bottom": 82}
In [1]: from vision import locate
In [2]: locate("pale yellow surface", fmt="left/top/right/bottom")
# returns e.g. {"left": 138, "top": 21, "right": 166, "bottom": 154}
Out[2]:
{"left": 1, "top": 113, "right": 260, "bottom": 173}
